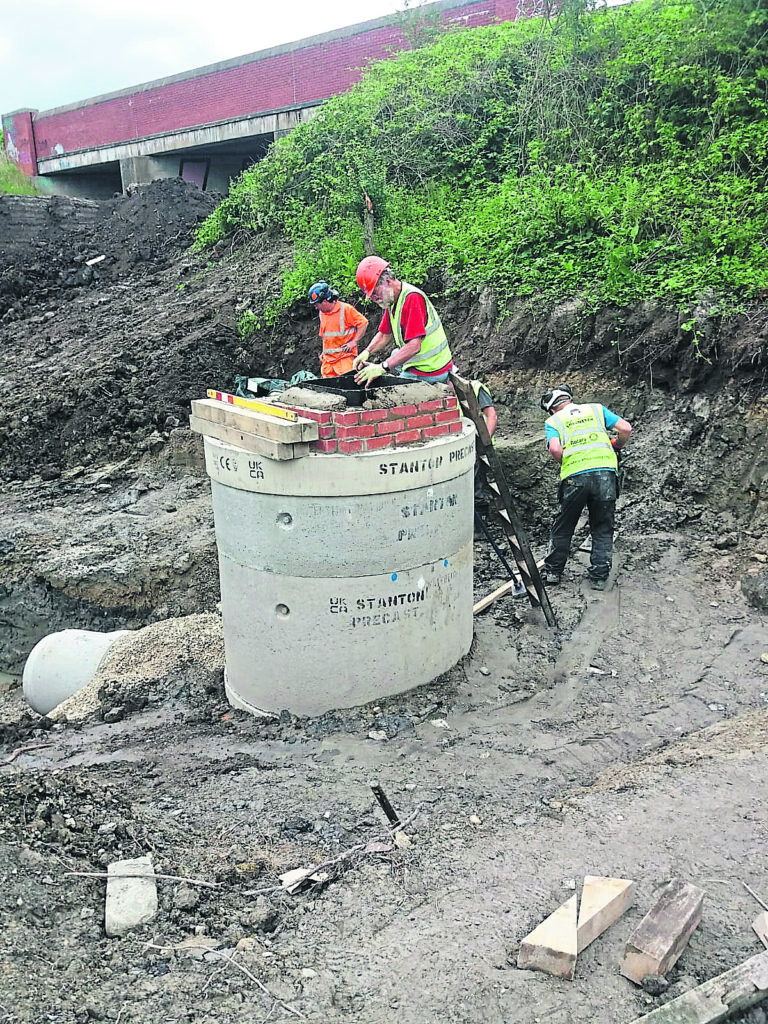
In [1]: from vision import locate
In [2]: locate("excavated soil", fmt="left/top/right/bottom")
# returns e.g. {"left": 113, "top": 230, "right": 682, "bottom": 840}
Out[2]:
{"left": 1, "top": 183, "right": 768, "bottom": 1024}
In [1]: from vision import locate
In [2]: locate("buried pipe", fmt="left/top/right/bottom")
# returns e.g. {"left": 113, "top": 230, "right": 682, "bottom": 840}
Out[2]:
{"left": 22, "top": 628, "right": 130, "bottom": 716}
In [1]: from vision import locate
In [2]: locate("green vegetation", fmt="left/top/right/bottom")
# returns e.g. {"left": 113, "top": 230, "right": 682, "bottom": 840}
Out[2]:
{"left": 0, "top": 154, "right": 39, "bottom": 196}
{"left": 197, "top": 0, "right": 768, "bottom": 328}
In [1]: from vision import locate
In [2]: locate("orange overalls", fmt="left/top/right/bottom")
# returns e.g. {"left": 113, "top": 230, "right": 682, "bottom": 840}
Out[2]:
{"left": 318, "top": 301, "right": 368, "bottom": 377}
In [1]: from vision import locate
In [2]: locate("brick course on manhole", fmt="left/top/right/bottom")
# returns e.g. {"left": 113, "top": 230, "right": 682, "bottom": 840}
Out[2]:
{"left": 279, "top": 395, "right": 462, "bottom": 454}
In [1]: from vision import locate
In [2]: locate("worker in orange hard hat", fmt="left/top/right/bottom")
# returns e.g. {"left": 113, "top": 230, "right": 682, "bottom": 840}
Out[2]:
{"left": 353, "top": 257, "right": 454, "bottom": 386}
{"left": 308, "top": 281, "right": 369, "bottom": 377}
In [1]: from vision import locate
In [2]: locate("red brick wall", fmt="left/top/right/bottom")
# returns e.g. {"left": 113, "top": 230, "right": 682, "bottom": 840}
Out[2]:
{"left": 29, "top": 0, "right": 520, "bottom": 160}
{"left": 2, "top": 111, "right": 37, "bottom": 176}
{"left": 281, "top": 395, "right": 462, "bottom": 454}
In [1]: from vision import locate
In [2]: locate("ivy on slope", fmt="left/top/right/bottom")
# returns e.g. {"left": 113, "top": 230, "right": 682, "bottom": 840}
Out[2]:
{"left": 196, "top": 0, "right": 768, "bottom": 327}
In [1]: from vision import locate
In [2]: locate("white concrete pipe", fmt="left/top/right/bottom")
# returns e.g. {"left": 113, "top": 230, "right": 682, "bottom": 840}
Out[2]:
{"left": 203, "top": 426, "right": 476, "bottom": 716}
{"left": 23, "top": 628, "right": 130, "bottom": 715}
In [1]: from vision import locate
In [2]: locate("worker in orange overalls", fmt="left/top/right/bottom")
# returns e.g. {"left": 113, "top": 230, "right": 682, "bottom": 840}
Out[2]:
{"left": 309, "top": 281, "right": 369, "bottom": 378}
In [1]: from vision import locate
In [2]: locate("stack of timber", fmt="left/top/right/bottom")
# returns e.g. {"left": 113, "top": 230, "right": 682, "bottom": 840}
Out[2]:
{"left": 189, "top": 395, "right": 318, "bottom": 460}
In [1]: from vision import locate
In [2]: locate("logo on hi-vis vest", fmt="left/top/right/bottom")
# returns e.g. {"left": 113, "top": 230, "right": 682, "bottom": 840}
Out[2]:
{"left": 570, "top": 431, "right": 601, "bottom": 446}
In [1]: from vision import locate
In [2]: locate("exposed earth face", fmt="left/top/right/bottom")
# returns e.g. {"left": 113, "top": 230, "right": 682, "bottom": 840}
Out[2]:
{"left": 1, "top": 183, "right": 767, "bottom": 1023}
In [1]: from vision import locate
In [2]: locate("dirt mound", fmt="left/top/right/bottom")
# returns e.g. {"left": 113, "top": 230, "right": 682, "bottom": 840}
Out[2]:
{"left": 0, "top": 178, "right": 220, "bottom": 322}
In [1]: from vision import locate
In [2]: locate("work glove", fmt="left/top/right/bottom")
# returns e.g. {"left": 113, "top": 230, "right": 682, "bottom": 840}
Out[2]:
{"left": 352, "top": 349, "right": 371, "bottom": 371}
{"left": 356, "top": 362, "right": 386, "bottom": 387}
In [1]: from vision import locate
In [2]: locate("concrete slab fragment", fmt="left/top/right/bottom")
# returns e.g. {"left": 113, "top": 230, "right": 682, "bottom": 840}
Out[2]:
{"left": 105, "top": 856, "right": 158, "bottom": 937}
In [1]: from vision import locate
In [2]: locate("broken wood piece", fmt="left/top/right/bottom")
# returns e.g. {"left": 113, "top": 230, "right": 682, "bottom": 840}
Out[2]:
{"left": 621, "top": 879, "right": 705, "bottom": 984}
{"left": 189, "top": 414, "right": 310, "bottom": 460}
{"left": 627, "top": 948, "right": 768, "bottom": 1023}
{"left": 577, "top": 875, "right": 635, "bottom": 953}
{"left": 518, "top": 893, "right": 578, "bottom": 980}
{"left": 753, "top": 911, "right": 768, "bottom": 950}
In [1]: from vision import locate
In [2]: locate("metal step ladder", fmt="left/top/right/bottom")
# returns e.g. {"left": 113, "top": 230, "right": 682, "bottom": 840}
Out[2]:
{"left": 450, "top": 372, "right": 556, "bottom": 627}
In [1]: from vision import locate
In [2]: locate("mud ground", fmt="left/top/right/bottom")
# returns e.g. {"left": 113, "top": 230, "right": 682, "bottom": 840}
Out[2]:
{"left": 1, "top": 184, "right": 768, "bottom": 1023}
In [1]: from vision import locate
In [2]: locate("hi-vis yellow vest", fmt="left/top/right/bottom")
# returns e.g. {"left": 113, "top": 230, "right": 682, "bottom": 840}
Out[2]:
{"left": 547, "top": 403, "right": 617, "bottom": 480}
{"left": 389, "top": 283, "right": 452, "bottom": 373}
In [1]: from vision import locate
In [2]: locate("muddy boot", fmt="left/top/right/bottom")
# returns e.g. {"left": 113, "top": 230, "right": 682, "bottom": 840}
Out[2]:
{"left": 543, "top": 569, "right": 562, "bottom": 585}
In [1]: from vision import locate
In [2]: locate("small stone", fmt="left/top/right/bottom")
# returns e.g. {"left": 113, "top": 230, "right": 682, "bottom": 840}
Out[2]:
{"left": 103, "top": 707, "right": 125, "bottom": 724}
{"left": 173, "top": 885, "right": 199, "bottom": 911}
{"left": 641, "top": 974, "right": 669, "bottom": 996}
{"left": 469, "top": 814, "right": 482, "bottom": 826}
{"left": 301, "top": 968, "right": 317, "bottom": 978}
{"left": 761, "top": 653, "right": 768, "bottom": 665}
{"left": 562, "top": 878, "right": 577, "bottom": 890}
{"left": 479, "top": 666, "right": 491, "bottom": 676}
{"left": 367, "top": 730, "right": 388, "bottom": 741}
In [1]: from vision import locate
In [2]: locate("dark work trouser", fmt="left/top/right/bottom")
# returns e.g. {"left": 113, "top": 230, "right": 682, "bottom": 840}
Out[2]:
{"left": 544, "top": 469, "right": 618, "bottom": 580}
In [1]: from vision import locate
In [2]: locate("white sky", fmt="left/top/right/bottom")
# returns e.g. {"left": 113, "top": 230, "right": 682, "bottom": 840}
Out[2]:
{"left": 1, "top": 0, "right": 404, "bottom": 114}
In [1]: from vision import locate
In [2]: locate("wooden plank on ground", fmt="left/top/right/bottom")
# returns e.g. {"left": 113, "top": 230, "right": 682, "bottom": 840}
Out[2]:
{"left": 473, "top": 560, "right": 546, "bottom": 615}
{"left": 189, "top": 415, "right": 309, "bottom": 461}
{"left": 621, "top": 879, "right": 705, "bottom": 984}
{"left": 577, "top": 875, "right": 635, "bottom": 953}
{"left": 753, "top": 912, "right": 768, "bottom": 949}
{"left": 192, "top": 399, "right": 318, "bottom": 443}
{"left": 518, "top": 894, "right": 578, "bottom": 980}
{"left": 627, "top": 949, "right": 768, "bottom": 1024}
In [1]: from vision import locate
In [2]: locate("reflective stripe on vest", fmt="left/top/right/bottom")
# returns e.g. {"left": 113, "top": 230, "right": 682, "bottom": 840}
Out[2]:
{"left": 548, "top": 403, "right": 617, "bottom": 480}
{"left": 389, "top": 283, "right": 452, "bottom": 373}
{"left": 321, "top": 304, "right": 357, "bottom": 355}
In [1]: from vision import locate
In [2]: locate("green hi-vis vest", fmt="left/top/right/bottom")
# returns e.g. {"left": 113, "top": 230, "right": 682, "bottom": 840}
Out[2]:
{"left": 547, "top": 403, "right": 617, "bottom": 480}
{"left": 389, "top": 283, "right": 452, "bottom": 373}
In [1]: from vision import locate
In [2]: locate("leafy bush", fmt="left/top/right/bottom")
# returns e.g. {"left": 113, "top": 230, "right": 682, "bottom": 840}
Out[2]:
{"left": 0, "top": 154, "right": 38, "bottom": 196}
{"left": 197, "top": 0, "right": 768, "bottom": 326}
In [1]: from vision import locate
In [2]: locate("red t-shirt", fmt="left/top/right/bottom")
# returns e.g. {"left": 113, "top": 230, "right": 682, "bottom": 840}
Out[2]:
{"left": 379, "top": 292, "right": 428, "bottom": 343}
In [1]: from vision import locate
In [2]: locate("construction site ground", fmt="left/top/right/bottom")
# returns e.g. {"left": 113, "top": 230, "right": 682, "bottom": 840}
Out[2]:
{"left": 1, "top": 182, "right": 767, "bottom": 1024}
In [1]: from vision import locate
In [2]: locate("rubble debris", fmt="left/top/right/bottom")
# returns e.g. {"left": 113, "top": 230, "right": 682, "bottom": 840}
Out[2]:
{"left": 628, "top": 949, "right": 768, "bottom": 1023}
{"left": 621, "top": 879, "right": 705, "bottom": 984}
{"left": 104, "top": 855, "right": 158, "bottom": 937}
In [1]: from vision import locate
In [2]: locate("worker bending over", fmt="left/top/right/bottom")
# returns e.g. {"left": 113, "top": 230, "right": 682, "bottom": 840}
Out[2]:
{"left": 541, "top": 385, "right": 631, "bottom": 591}
{"left": 352, "top": 257, "right": 453, "bottom": 385}
{"left": 309, "top": 281, "right": 369, "bottom": 378}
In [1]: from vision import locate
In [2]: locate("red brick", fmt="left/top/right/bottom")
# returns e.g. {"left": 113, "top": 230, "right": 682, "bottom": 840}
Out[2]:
{"left": 443, "top": 396, "right": 459, "bottom": 411}
{"left": 360, "top": 409, "right": 388, "bottom": 423}
{"left": 364, "top": 435, "right": 394, "bottom": 451}
{"left": 318, "top": 424, "right": 334, "bottom": 439}
{"left": 394, "top": 429, "right": 422, "bottom": 445}
{"left": 333, "top": 410, "right": 361, "bottom": 426}
{"left": 419, "top": 399, "right": 444, "bottom": 413}
{"left": 406, "top": 414, "right": 434, "bottom": 430}
{"left": 423, "top": 424, "right": 451, "bottom": 438}
{"left": 435, "top": 408, "right": 460, "bottom": 424}
{"left": 313, "top": 439, "right": 338, "bottom": 453}
{"left": 339, "top": 439, "right": 364, "bottom": 454}
{"left": 337, "top": 424, "right": 376, "bottom": 439}
{"left": 389, "top": 404, "right": 417, "bottom": 418}
{"left": 378, "top": 419, "right": 405, "bottom": 435}
{"left": 448, "top": 421, "right": 462, "bottom": 433}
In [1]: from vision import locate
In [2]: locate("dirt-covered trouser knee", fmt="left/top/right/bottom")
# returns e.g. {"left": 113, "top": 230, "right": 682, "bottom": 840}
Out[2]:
{"left": 544, "top": 470, "right": 617, "bottom": 579}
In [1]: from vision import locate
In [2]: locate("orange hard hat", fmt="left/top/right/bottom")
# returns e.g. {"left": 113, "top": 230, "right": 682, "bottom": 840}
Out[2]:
{"left": 356, "top": 256, "right": 390, "bottom": 298}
